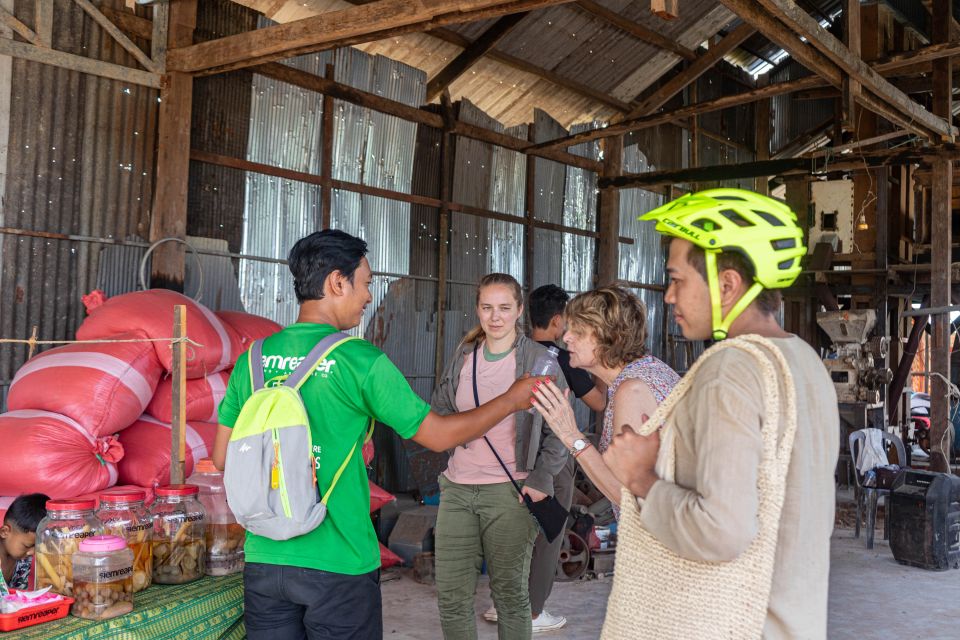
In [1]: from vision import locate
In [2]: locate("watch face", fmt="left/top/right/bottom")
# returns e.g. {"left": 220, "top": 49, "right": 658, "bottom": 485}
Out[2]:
{"left": 573, "top": 438, "right": 587, "bottom": 451}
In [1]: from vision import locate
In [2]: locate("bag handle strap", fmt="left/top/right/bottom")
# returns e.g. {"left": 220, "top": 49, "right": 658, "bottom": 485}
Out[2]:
{"left": 471, "top": 342, "right": 525, "bottom": 496}
{"left": 321, "top": 418, "right": 375, "bottom": 505}
{"left": 248, "top": 339, "right": 266, "bottom": 391}
{"left": 284, "top": 332, "right": 356, "bottom": 390}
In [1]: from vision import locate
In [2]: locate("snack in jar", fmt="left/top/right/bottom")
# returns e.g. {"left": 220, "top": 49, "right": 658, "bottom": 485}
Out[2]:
{"left": 96, "top": 489, "right": 153, "bottom": 592}
{"left": 34, "top": 499, "right": 103, "bottom": 597}
{"left": 70, "top": 535, "right": 134, "bottom": 620}
{"left": 149, "top": 485, "right": 206, "bottom": 584}
{"left": 187, "top": 459, "right": 245, "bottom": 576}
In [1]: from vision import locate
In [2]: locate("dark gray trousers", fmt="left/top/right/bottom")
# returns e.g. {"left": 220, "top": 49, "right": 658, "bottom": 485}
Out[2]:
{"left": 528, "top": 456, "right": 575, "bottom": 616}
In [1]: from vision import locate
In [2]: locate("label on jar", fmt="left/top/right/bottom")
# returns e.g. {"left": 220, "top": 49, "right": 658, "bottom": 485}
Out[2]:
{"left": 125, "top": 523, "right": 151, "bottom": 534}
{"left": 65, "top": 530, "right": 97, "bottom": 540}
{"left": 184, "top": 514, "right": 203, "bottom": 523}
{"left": 98, "top": 566, "right": 133, "bottom": 580}
{"left": 17, "top": 606, "right": 62, "bottom": 624}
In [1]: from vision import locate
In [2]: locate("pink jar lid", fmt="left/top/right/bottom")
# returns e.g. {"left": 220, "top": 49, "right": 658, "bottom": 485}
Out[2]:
{"left": 79, "top": 535, "right": 128, "bottom": 553}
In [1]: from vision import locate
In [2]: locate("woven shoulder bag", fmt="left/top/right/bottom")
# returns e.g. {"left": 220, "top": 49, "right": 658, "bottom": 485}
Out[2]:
{"left": 601, "top": 335, "right": 798, "bottom": 640}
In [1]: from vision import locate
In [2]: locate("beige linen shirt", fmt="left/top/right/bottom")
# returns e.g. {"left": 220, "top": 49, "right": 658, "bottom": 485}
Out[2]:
{"left": 638, "top": 336, "right": 839, "bottom": 640}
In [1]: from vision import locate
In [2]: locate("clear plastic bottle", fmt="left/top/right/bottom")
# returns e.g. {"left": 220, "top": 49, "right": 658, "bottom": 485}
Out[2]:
{"left": 96, "top": 489, "right": 153, "bottom": 592}
{"left": 34, "top": 499, "right": 104, "bottom": 597}
{"left": 187, "top": 459, "right": 245, "bottom": 576}
{"left": 71, "top": 535, "right": 134, "bottom": 620}
{"left": 528, "top": 346, "right": 561, "bottom": 414}
{"left": 148, "top": 485, "right": 206, "bottom": 584}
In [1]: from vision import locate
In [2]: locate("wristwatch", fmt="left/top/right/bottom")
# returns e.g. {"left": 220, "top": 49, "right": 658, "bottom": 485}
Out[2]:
{"left": 570, "top": 437, "right": 591, "bottom": 457}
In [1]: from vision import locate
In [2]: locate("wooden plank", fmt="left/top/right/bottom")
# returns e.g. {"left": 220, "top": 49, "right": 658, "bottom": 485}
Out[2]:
{"left": 574, "top": 0, "right": 695, "bottom": 61}
{"left": 758, "top": 0, "right": 953, "bottom": 140}
{"left": 168, "top": 0, "right": 576, "bottom": 75}
{"left": 73, "top": 0, "right": 159, "bottom": 72}
{"left": 596, "top": 135, "right": 622, "bottom": 285}
{"left": 151, "top": 2, "right": 169, "bottom": 69}
{"left": 434, "top": 94, "right": 453, "bottom": 381}
{"left": 170, "top": 305, "right": 187, "bottom": 484}
{"left": 754, "top": 81, "right": 771, "bottom": 194}
{"left": 425, "top": 12, "right": 528, "bottom": 102}
{"left": 930, "top": 157, "right": 952, "bottom": 472}
{"left": 842, "top": 0, "right": 860, "bottom": 129}
{"left": 771, "top": 117, "right": 832, "bottom": 158}
{"left": 100, "top": 6, "right": 153, "bottom": 40}
{"left": 627, "top": 22, "right": 755, "bottom": 118}
{"left": 651, "top": 0, "right": 679, "bottom": 20}
{"left": 34, "top": 0, "right": 52, "bottom": 45}
{"left": 0, "top": 36, "right": 160, "bottom": 86}
{"left": 0, "top": 6, "right": 38, "bottom": 44}
{"left": 320, "top": 64, "right": 335, "bottom": 230}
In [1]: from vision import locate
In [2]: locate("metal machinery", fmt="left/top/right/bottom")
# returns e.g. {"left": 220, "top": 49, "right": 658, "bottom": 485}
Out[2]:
{"left": 817, "top": 310, "right": 893, "bottom": 434}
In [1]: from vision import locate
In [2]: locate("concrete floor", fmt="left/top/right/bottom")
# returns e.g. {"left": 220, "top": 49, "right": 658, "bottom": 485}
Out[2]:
{"left": 382, "top": 527, "right": 960, "bottom": 639}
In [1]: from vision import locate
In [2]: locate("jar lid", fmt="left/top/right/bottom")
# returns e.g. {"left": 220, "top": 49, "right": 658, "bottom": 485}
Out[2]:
{"left": 79, "top": 535, "right": 128, "bottom": 553}
{"left": 46, "top": 499, "right": 96, "bottom": 511}
{"left": 99, "top": 490, "right": 147, "bottom": 503}
{"left": 194, "top": 459, "right": 219, "bottom": 474}
{"left": 156, "top": 484, "right": 200, "bottom": 497}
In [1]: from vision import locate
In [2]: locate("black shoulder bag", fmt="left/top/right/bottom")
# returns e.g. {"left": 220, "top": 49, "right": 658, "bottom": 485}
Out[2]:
{"left": 472, "top": 342, "right": 569, "bottom": 543}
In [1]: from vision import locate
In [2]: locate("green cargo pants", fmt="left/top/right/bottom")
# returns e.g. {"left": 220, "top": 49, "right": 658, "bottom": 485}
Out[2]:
{"left": 435, "top": 475, "right": 538, "bottom": 640}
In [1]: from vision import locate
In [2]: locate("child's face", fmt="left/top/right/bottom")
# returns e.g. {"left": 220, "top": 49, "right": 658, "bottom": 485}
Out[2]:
{"left": 0, "top": 523, "right": 36, "bottom": 560}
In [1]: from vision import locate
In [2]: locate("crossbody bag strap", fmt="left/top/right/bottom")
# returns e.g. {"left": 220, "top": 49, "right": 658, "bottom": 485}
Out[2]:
{"left": 321, "top": 417, "right": 375, "bottom": 505}
{"left": 471, "top": 342, "right": 525, "bottom": 496}
{"left": 284, "top": 331, "right": 355, "bottom": 390}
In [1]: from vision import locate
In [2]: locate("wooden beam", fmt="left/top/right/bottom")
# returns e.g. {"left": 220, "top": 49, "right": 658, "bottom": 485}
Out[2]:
{"left": 651, "top": 0, "right": 679, "bottom": 21}
{"left": 0, "top": 36, "right": 160, "bottom": 86}
{"left": 756, "top": 0, "right": 953, "bottom": 140}
{"left": 842, "top": 0, "right": 860, "bottom": 129}
{"left": 425, "top": 11, "right": 528, "bottom": 102}
{"left": 0, "top": 6, "right": 39, "bottom": 44}
{"left": 320, "top": 63, "right": 335, "bottom": 230}
{"left": 73, "top": 0, "right": 159, "bottom": 72}
{"left": 574, "top": 0, "right": 696, "bottom": 61}
{"left": 34, "top": 0, "right": 52, "bottom": 45}
{"left": 168, "top": 0, "right": 575, "bottom": 75}
{"left": 754, "top": 81, "right": 771, "bottom": 193}
{"left": 597, "top": 135, "right": 622, "bottom": 285}
{"left": 151, "top": 2, "right": 169, "bottom": 69}
{"left": 253, "top": 61, "right": 602, "bottom": 172}
{"left": 771, "top": 117, "right": 832, "bottom": 158}
{"left": 627, "top": 22, "right": 755, "bottom": 118}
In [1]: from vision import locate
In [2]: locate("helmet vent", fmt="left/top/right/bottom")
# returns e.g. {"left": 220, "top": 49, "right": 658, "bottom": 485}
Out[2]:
{"left": 771, "top": 238, "right": 797, "bottom": 250}
{"left": 692, "top": 219, "right": 719, "bottom": 231}
{"left": 753, "top": 211, "right": 786, "bottom": 227}
{"left": 778, "top": 258, "right": 796, "bottom": 270}
{"left": 719, "top": 209, "right": 753, "bottom": 227}
{"left": 713, "top": 195, "right": 746, "bottom": 201}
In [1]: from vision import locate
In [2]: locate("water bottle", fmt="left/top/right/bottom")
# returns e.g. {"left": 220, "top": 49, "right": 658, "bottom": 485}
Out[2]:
{"left": 528, "top": 346, "right": 561, "bottom": 414}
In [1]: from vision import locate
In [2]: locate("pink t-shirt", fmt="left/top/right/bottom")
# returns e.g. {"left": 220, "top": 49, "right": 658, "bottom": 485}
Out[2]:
{"left": 443, "top": 349, "right": 528, "bottom": 485}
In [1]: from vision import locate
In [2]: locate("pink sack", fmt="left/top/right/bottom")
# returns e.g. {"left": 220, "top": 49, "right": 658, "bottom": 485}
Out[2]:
{"left": 78, "top": 289, "right": 243, "bottom": 379}
{"left": 7, "top": 334, "right": 163, "bottom": 437}
{"left": 369, "top": 481, "right": 395, "bottom": 513}
{"left": 379, "top": 543, "right": 402, "bottom": 568}
{"left": 215, "top": 311, "right": 282, "bottom": 350}
{"left": 0, "top": 411, "right": 122, "bottom": 499}
{"left": 146, "top": 370, "right": 231, "bottom": 424}
{"left": 116, "top": 417, "right": 217, "bottom": 488}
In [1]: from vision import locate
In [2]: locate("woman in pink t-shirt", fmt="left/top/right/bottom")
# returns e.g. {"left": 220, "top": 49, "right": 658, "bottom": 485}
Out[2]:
{"left": 431, "top": 273, "right": 568, "bottom": 640}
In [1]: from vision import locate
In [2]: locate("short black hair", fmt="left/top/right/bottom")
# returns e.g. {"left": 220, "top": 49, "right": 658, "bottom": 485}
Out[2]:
{"left": 288, "top": 230, "right": 368, "bottom": 303}
{"left": 528, "top": 284, "right": 570, "bottom": 329}
{"left": 4, "top": 493, "right": 49, "bottom": 533}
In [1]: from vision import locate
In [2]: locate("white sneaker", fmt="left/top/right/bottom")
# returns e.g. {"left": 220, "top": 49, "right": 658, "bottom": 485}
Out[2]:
{"left": 483, "top": 605, "right": 498, "bottom": 622}
{"left": 912, "top": 444, "right": 930, "bottom": 460}
{"left": 532, "top": 611, "right": 567, "bottom": 633}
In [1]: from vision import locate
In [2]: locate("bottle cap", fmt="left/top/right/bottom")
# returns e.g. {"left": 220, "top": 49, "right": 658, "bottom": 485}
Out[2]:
{"left": 99, "top": 490, "right": 147, "bottom": 504}
{"left": 194, "top": 459, "right": 219, "bottom": 474}
{"left": 79, "top": 535, "right": 128, "bottom": 553}
{"left": 156, "top": 484, "right": 200, "bottom": 497}
{"left": 46, "top": 499, "right": 97, "bottom": 512}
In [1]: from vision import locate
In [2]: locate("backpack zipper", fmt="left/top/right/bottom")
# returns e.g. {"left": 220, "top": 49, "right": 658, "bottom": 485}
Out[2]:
{"left": 271, "top": 427, "right": 293, "bottom": 518}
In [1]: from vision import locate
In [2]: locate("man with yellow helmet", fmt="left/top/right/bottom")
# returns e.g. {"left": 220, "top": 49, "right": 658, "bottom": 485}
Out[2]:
{"left": 604, "top": 189, "right": 839, "bottom": 638}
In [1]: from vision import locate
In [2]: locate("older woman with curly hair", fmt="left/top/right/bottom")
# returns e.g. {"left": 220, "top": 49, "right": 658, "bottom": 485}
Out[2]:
{"left": 531, "top": 285, "right": 679, "bottom": 512}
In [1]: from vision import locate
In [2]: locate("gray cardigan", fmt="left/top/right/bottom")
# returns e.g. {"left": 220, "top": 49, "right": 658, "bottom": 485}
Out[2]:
{"left": 430, "top": 333, "right": 570, "bottom": 496}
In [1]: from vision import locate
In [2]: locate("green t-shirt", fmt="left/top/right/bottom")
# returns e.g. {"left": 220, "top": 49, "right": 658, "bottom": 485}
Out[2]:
{"left": 218, "top": 322, "right": 430, "bottom": 575}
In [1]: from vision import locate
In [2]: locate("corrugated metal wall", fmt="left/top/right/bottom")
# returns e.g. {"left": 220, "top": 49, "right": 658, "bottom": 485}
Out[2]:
{"left": 770, "top": 61, "right": 833, "bottom": 155}
{"left": 0, "top": 0, "right": 158, "bottom": 402}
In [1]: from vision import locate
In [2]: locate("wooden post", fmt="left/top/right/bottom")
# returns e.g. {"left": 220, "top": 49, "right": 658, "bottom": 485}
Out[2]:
{"left": 689, "top": 80, "right": 699, "bottom": 189}
{"left": 434, "top": 95, "right": 454, "bottom": 382}
{"left": 754, "top": 82, "right": 771, "bottom": 195}
{"left": 523, "top": 122, "right": 536, "bottom": 294}
{"left": 320, "top": 63, "right": 335, "bottom": 230}
{"left": 170, "top": 305, "right": 187, "bottom": 484}
{"left": 930, "top": 0, "right": 953, "bottom": 472}
{"left": 842, "top": 0, "right": 861, "bottom": 130}
{"left": 597, "top": 135, "right": 622, "bottom": 286}
{"left": 148, "top": 1, "right": 196, "bottom": 292}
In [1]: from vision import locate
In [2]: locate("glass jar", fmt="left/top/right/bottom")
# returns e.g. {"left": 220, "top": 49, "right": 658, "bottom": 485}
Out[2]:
{"left": 71, "top": 535, "right": 134, "bottom": 620}
{"left": 96, "top": 490, "right": 153, "bottom": 592}
{"left": 148, "top": 485, "right": 206, "bottom": 584}
{"left": 34, "top": 499, "right": 103, "bottom": 597}
{"left": 187, "top": 459, "right": 245, "bottom": 576}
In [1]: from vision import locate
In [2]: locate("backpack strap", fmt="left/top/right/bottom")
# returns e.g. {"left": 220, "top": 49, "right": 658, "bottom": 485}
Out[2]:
{"left": 249, "top": 339, "right": 267, "bottom": 391}
{"left": 320, "top": 418, "right": 375, "bottom": 505}
{"left": 283, "top": 331, "right": 355, "bottom": 390}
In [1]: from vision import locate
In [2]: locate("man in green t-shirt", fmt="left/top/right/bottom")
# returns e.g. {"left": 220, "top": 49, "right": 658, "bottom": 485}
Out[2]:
{"left": 212, "top": 229, "right": 541, "bottom": 640}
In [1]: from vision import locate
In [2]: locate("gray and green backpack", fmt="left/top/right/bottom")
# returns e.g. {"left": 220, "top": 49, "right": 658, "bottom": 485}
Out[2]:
{"left": 223, "top": 332, "right": 373, "bottom": 541}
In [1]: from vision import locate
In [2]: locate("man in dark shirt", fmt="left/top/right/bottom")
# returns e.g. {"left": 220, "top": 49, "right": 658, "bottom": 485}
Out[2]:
{"left": 491, "top": 284, "right": 605, "bottom": 632}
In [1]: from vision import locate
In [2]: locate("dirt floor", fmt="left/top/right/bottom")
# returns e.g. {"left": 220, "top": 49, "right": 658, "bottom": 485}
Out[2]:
{"left": 382, "top": 525, "right": 960, "bottom": 638}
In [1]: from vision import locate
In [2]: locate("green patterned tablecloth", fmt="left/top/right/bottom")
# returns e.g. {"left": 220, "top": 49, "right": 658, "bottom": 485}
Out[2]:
{"left": 3, "top": 573, "right": 245, "bottom": 640}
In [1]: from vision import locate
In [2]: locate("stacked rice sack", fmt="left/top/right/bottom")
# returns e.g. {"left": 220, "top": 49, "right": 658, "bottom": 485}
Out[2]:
{"left": 0, "top": 289, "right": 280, "bottom": 500}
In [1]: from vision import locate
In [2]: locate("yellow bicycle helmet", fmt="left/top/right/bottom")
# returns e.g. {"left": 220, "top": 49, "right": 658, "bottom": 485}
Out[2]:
{"left": 640, "top": 188, "right": 805, "bottom": 340}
